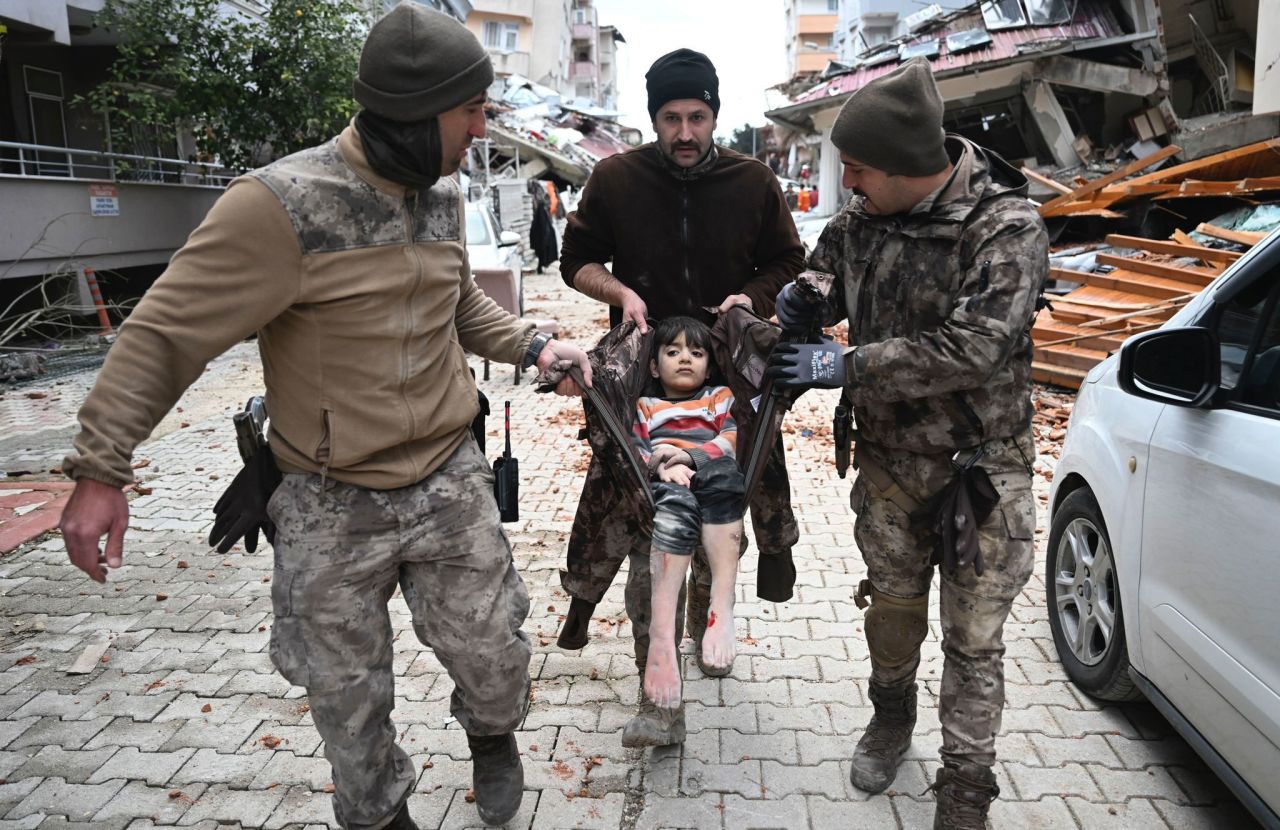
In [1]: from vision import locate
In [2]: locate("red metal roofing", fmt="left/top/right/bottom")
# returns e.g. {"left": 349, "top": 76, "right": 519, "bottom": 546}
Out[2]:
{"left": 792, "top": 0, "right": 1124, "bottom": 107}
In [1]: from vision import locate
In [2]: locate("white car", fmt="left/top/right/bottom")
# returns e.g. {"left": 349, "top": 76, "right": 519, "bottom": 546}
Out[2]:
{"left": 465, "top": 201, "right": 524, "bottom": 313}
{"left": 1048, "top": 228, "right": 1280, "bottom": 829}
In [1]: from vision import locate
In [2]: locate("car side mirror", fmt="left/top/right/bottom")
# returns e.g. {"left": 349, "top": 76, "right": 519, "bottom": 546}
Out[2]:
{"left": 498, "top": 231, "right": 521, "bottom": 247}
{"left": 1117, "top": 326, "right": 1220, "bottom": 407}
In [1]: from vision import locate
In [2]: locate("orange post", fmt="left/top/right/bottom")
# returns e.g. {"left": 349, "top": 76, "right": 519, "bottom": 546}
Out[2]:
{"left": 82, "top": 267, "right": 114, "bottom": 335}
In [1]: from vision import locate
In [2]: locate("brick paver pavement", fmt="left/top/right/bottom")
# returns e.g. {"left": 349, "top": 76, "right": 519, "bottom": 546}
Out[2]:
{"left": 0, "top": 267, "right": 1261, "bottom": 828}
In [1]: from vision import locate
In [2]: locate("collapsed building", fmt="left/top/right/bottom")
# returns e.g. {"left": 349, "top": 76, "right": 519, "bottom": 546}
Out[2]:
{"left": 766, "top": 0, "right": 1277, "bottom": 207}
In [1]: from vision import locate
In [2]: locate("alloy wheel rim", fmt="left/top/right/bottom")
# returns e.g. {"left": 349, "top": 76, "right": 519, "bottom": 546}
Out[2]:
{"left": 1054, "top": 516, "right": 1118, "bottom": 667}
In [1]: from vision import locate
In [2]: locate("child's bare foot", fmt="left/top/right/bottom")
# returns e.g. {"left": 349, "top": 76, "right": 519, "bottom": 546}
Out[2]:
{"left": 643, "top": 643, "right": 682, "bottom": 710}
{"left": 700, "top": 605, "right": 736, "bottom": 670}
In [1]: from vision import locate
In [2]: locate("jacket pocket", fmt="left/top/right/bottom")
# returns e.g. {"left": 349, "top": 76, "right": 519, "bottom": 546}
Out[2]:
{"left": 267, "top": 569, "right": 311, "bottom": 688}
{"left": 999, "top": 490, "right": 1036, "bottom": 541}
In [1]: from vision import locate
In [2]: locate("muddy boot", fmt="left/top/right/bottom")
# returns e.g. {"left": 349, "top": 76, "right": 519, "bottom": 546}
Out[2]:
{"left": 686, "top": 575, "right": 731, "bottom": 678}
{"left": 621, "top": 673, "right": 686, "bottom": 748}
{"left": 384, "top": 802, "right": 418, "bottom": 830}
{"left": 466, "top": 733, "right": 524, "bottom": 826}
{"left": 930, "top": 763, "right": 1000, "bottom": 830}
{"left": 848, "top": 680, "right": 917, "bottom": 793}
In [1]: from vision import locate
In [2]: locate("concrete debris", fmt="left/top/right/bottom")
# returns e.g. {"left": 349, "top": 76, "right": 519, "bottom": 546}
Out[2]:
{"left": 0, "top": 351, "right": 44, "bottom": 382}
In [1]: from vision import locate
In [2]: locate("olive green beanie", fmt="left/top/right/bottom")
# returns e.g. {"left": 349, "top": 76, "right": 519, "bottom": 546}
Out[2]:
{"left": 830, "top": 57, "right": 948, "bottom": 177}
{"left": 353, "top": 1, "right": 494, "bottom": 123}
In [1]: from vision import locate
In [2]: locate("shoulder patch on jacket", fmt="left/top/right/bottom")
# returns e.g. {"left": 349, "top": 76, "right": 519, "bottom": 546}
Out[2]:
{"left": 250, "top": 140, "right": 460, "bottom": 254}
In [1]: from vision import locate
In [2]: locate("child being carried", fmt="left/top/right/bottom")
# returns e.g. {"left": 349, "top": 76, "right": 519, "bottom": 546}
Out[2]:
{"left": 631, "top": 316, "right": 745, "bottom": 712}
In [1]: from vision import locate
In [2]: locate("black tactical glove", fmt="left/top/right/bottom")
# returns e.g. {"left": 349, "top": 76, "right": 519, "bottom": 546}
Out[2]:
{"left": 774, "top": 282, "right": 820, "bottom": 334}
{"left": 208, "top": 447, "right": 282, "bottom": 554}
{"left": 765, "top": 339, "right": 846, "bottom": 391}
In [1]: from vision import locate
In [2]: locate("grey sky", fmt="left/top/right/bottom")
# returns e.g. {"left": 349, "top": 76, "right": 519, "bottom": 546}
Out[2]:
{"left": 592, "top": 0, "right": 789, "bottom": 141}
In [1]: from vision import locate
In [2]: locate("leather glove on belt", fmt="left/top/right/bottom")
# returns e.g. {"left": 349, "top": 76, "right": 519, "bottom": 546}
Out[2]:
{"left": 208, "top": 447, "right": 282, "bottom": 554}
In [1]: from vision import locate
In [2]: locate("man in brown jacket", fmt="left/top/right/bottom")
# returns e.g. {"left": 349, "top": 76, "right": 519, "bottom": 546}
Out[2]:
{"left": 58, "top": 5, "right": 590, "bottom": 829}
{"left": 555, "top": 48, "right": 804, "bottom": 747}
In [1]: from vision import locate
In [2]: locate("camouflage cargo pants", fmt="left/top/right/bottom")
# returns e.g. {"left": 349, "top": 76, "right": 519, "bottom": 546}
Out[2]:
{"left": 266, "top": 438, "right": 531, "bottom": 829}
{"left": 565, "top": 437, "right": 798, "bottom": 669}
{"left": 851, "top": 433, "right": 1036, "bottom": 768}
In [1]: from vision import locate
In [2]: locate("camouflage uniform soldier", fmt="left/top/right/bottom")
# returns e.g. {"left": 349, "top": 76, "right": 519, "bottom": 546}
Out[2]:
{"left": 57, "top": 5, "right": 592, "bottom": 828}
{"left": 768, "top": 58, "right": 1048, "bottom": 829}
{"left": 555, "top": 49, "right": 804, "bottom": 747}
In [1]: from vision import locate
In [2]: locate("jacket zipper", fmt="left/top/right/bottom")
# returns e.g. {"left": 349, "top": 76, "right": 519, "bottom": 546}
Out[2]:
{"left": 680, "top": 183, "right": 693, "bottom": 304}
{"left": 401, "top": 192, "right": 425, "bottom": 476}
{"left": 317, "top": 408, "right": 333, "bottom": 484}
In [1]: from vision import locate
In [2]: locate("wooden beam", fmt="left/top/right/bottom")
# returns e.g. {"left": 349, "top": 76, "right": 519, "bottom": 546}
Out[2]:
{"left": 1120, "top": 138, "right": 1280, "bottom": 188}
{"left": 1035, "top": 344, "right": 1111, "bottom": 372}
{"left": 1152, "top": 176, "right": 1280, "bottom": 198}
{"left": 1033, "top": 319, "right": 1128, "bottom": 351}
{"left": 1093, "top": 253, "right": 1219, "bottom": 286}
{"left": 1021, "top": 166, "right": 1072, "bottom": 195}
{"left": 1051, "top": 266, "right": 1201, "bottom": 300}
{"left": 1032, "top": 362, "right": 1088, "bottom": 390}
{"left": 1034, "top": 322, "right": 1160, "bottom": 350}
{"left": 1195, "top": 223, "right": 1265, "bottom": 247}
{"left": 1170, "top": 229, "right": 1200, "bottom": 247}
{"left": 1103, "top": 234, "right": 1242, "bottom": 264}
{"left": 1037, "top": 144, "right": 1181, "bottom": 216}
{"left": 1043, "top": 207, "right": 1127, "bottom": 219}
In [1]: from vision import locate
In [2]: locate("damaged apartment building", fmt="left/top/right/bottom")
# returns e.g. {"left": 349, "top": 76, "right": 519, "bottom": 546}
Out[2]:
{"left": 767, "top": 0, "right": 1277, "bottom": 207}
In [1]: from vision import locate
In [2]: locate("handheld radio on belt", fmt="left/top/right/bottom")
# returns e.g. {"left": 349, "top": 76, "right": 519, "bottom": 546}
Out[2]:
{"left": 492, "top": 401, "right": 519, "bottom": 522}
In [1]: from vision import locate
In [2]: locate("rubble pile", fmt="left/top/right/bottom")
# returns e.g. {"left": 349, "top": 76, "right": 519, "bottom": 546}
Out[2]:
{"left": 1029, "top": 139, "right": 1280, "bottom": 389}
{"left": 480, "top": 75, "right": 637, "bottom": 187}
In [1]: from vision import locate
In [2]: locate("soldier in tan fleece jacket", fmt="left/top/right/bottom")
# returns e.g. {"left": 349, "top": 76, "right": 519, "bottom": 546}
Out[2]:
{"left": 57, "top": 5, "right": 590, "bottom": 829}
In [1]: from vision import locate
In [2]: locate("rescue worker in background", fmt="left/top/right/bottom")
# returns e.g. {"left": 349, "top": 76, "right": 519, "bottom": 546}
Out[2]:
{"left": 797, "top": 184, "right": 812, "bottom": 213}
{"left": 555, "top": 48, "right": 805, "bottom": 747}
{"left": 57, "top": 4, "right": 593, "bottom": 828}
{"left": 767, "top": 58, "right": 1048, "bottom": 829}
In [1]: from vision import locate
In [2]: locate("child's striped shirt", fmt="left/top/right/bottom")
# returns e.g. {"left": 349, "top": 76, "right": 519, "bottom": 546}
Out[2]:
{"left": 631, "top": 386, "right": 737, "bottom": 468}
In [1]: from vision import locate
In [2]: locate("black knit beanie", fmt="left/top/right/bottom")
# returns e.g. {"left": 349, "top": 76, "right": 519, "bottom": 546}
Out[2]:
{"left": 646, "top": 48, "right": 720, "bottom": 120}
{"left": 830, "top": 57, "right": 948, "bottom": 177}
{"left": 354, "top": 1, "right": 494, "bottom": 123}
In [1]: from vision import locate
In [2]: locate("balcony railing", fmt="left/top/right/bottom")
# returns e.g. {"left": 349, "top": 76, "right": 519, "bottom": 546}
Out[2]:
{"left": 571, "top": 22, "right": 596, "bottom": 41}
{"left": 571, "top": 61, "right": 598, "bottom": 79}
{"left": 0, "top": 141, "right": 237, "bottom": 187}
{"left": 487, "top": 50, "right": 531, "bottom": 77}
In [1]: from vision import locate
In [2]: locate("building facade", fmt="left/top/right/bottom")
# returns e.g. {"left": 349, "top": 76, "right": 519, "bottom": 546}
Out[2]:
{"left": 785, "top": 0, "right": 839, "bottom": 76}
{"left": 0, "top": 1, "right": 240, "bottom": 288}
{"left": 466, "top": 0, "right": 535, "bottom": 79}
{"left": 834, "top": 0, "right": 969, "bottom": 64}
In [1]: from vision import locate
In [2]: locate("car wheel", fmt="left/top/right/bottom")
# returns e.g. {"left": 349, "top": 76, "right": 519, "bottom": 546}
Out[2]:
{"left": 1046, "top": 487, "right": 1142, "bottom": 702}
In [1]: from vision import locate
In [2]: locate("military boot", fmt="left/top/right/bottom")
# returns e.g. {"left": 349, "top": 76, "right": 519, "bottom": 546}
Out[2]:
{"left": 621, "top": 672, "right": 686, "bottom": 748}
{"left": 384, "top": 802, "right": 418, "bottom": 830}
{"left": 686, "top": 576, "right": 731, "bottom": 677}
{"left": 466, "top": 733, "right": 524, "bottom": 826}
{"left": 848, "top": 680, "right": 917, "bottom": 793}
{"left": 930, "top": 763, "right": 1000, "bottom": 830}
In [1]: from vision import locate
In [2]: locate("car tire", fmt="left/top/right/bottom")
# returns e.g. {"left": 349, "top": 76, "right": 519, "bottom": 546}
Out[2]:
{"left": 1046, "top": 487, "right": 1142, "bottom": 702}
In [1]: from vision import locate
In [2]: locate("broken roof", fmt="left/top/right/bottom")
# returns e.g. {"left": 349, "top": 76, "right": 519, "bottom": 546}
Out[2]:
{"left": 778, "top": 0, "right": 1129, "bottom": 116}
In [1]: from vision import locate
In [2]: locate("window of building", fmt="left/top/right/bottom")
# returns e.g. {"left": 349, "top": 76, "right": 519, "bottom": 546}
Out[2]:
{"left": 24, "top": 66, "right": 69, "bottom": 176}
{"left": 483, "top": 21, "right": 519, "bottom": 51}
{"left": 828, "top": 0, "right": 839, "bottom": 10}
